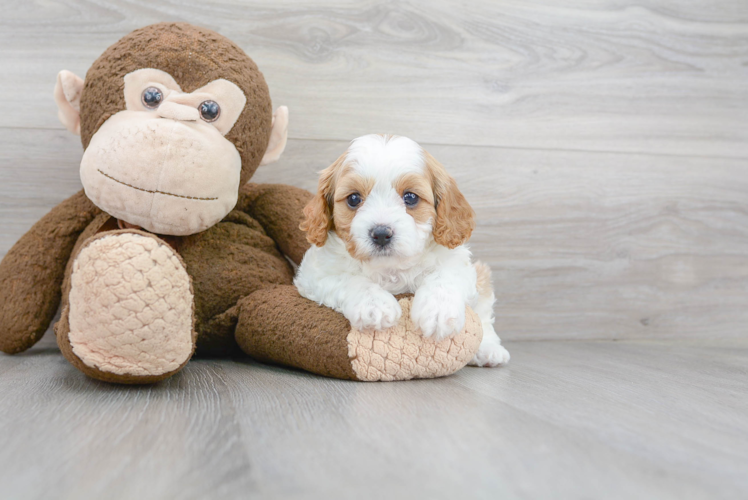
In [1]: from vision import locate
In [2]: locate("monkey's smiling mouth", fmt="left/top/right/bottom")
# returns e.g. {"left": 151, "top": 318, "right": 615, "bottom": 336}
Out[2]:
{"left": 97, "top": 169, "right": 218, "bottom": 201}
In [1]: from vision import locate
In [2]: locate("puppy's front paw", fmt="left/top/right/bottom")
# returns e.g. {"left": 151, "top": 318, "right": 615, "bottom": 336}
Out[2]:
{"left": 469, "top": 339, "right": 510, "bottom": 367}
{"left": 343, "top": 288, "right": 402, "bottom": 331}
{"left": 411, "top": 287, "right": 466, "bottom": 340}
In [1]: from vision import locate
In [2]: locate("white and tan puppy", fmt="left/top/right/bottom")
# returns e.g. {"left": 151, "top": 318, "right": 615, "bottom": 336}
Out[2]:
{"left": 295, "top": 134, "right": 509, "bottom": 367}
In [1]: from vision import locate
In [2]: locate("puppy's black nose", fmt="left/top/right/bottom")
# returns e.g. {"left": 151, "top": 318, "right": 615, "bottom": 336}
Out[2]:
{"left": 370, "top": 225, "right": 393, "bottom": 247}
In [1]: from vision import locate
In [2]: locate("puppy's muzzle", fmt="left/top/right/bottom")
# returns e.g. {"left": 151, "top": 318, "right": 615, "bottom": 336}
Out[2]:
{"left": 370, "top": 225, "right": 394, "bottom": 248}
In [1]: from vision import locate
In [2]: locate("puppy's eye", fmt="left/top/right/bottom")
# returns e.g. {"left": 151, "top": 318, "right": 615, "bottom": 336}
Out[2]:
{"left": 347, "top": 193, "right": 363, "bottom": 209}
{"left": 403, "top": 192, "right": 419, "bottom": 207}
{"left": 199, "top": 100, "right": 221, "bottom": 122}
{"left": 142, "top": 87, "right": 163, "bottom": 109}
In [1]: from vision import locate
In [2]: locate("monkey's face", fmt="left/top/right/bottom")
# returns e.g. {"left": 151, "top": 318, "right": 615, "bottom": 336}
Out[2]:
{"left": 54, "top": 23, "right": 289, "bottom": 236}
{"left": 78, "top": 69, "right": 246, "bottom": 235}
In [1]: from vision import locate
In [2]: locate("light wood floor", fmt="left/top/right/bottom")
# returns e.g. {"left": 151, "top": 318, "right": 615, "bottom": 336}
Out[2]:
{"left": 1, "top": 1, "right": 747, "bottom": 499}
{"left": 1, "top": 334, "right": 746, "bottom": 500}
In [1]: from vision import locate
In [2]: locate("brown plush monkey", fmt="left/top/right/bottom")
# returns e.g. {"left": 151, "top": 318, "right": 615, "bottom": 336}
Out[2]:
{"left": 0, "top": 23, "right": 481, "bottom": 383}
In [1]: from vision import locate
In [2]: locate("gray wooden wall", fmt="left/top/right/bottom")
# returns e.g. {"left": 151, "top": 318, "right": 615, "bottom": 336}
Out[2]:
{"left": 1, "top": 0, "right": 746, "bottom": 341}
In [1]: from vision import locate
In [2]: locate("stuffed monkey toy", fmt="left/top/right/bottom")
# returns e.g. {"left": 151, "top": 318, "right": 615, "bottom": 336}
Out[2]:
{"left": 0, "top": 23, "right": 481, "bottom": 383}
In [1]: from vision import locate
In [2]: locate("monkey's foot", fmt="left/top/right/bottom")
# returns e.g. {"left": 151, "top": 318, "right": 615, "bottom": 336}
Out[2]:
{"left": 235, "top": 286, "right": 483, "bottom": 381}
{"left": 57, "top": 230, "right": 195, "bottom": 384}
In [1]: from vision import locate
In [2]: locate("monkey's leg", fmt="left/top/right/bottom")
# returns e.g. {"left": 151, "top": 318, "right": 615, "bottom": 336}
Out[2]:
{"left": 56, "top": 230, "right": 195, "bottom": 384}
{"left": 0, "top": 190, "right": 100, "bottom": 354}
{"left": 234, "top": 286, "right": 483, "bottom": 381}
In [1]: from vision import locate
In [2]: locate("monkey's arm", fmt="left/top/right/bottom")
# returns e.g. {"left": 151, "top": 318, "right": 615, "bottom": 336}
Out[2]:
{"left": 0, "top": 190, "right": 100, "bottom": 354}
{"left": 236, "top": 183, "right": 312, "bottom": 265}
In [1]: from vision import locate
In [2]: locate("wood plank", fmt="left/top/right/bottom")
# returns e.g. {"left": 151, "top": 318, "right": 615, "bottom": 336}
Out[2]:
{"left": 4, "top": 128, "right": 746, "bottom": 341}
{"left": 0, "top": 0, "right": 746, "bottom": 156}
{"left": 1, "top": 3, "right": 746, "bottom": 500}
{"left": 1, "top": 336, "right": 746, "bottom": 499}
{"left": 261, "top": 140, "right": 748, "bottom": 341}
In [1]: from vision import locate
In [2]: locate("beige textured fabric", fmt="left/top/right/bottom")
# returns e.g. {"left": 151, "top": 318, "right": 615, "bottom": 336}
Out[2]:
{"left": 123, "top": 69, "right": 247, "bottom": 136}
{"left": 347, "top": 297, "right": 483, "bottom": 382}
{"left": 79, "top": 111, "right": 242, "bottom": 235}
{"left": 189, "top": 79, "right": 248, "bottom": 135}
{"left": 123, "top": 68, "right": 182, "bottom": 108}
{"left": 68, "top": 232, "right": 194, "bottom": 376}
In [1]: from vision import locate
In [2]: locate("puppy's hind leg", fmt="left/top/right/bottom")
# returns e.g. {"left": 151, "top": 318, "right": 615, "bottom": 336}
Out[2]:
{"left": 469, "top": 261, "right": 510, "bottom": 367}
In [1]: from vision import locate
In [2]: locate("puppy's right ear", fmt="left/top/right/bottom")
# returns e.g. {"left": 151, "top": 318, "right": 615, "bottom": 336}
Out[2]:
{"left": 54, "top": 70, "right": 85, "bottom": 135}
{"left": 300, "top": 153, "right": 345, "bottom": 246}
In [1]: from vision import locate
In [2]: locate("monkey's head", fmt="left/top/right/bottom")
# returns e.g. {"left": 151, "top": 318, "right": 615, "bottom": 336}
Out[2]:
{"left": 54, "top": 23, "right": 288, "bottom": 236}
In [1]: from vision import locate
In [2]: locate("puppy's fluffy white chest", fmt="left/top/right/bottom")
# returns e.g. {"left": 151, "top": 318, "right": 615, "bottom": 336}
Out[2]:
{"left": 362, "top": 263, "right": 430, "bottom": 295}
{"left": 299, "top": 232, "right": 477, "bottom": 300}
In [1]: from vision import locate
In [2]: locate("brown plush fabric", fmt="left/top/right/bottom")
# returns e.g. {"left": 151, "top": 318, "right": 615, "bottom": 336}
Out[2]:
{"left": 0, "top": 190, "right": 100, "bottom": 354}
{"left": 0, "top": 23, "right": 481, "bottom": 384}
{"left": 199, "top": 304, "right": 243, "bottom": 357}
{"left": 236, "top": 183, "right": 314, "bottom": 265}
{"left": 178, "top": 209, "right": 296, "bottom": 355}
{"left": 79, "top": 22, "right": 272, "bottom": 185}
{"left": 235, "top": 286, "right": 359, "bottom": 381}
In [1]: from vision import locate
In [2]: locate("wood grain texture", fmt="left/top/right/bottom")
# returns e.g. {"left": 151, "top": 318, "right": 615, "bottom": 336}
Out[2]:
{"left": 1, "top": 335, "right": 747, "bottom": 500}
{"left": 255, "top": 139, "right": 748, "bottom": 341}
{"left": 1, "top": 4, "right": 748, "bottom": 497}
{"left": 0, "top": 0, "right": 746, "bottom": 156}
{"left": 3, "top": 129, "right": 746, "bottom": 341}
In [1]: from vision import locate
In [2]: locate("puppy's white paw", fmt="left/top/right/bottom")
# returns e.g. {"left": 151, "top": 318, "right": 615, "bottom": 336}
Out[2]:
{"left": 343, "top": 287, "right": 402, "bottom": 331}
{"left": 411, "top": 287, "right": 466, "bottom": 340}
{"left": 469, "top": 339, "right": 510, "bottom": 367}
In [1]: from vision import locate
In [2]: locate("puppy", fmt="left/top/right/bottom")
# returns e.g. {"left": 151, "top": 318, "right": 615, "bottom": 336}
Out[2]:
{"left": 294, "top": 134, "right": 509, "bottom": 367}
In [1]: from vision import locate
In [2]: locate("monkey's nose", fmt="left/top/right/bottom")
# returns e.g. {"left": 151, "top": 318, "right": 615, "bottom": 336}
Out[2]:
{"left": 157, "top": 101, "right": 199, "bottom": 121}
{"left": 370, "top": 225, "right": 394, "bottom": 247}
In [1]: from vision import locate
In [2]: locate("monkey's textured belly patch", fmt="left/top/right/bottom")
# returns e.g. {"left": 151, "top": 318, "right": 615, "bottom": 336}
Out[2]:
{"left": 347, "top": 298, "right": 482, "bottom": 382}
{"left": 68, "top": 232, "right": 194, "bottom": 376}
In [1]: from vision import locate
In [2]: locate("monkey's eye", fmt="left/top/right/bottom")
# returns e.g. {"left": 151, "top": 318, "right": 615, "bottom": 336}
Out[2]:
{"left": 403, "top": 192, "right": 419, "bottom": 207}
{"left": 141, "top": 87, "right": 163, "bottom": 109}
{"left": 347, "top": 193, "right": 363, "bottom": 209}
{"left": 199, "top": 100, "right": 221, "bottom": 122}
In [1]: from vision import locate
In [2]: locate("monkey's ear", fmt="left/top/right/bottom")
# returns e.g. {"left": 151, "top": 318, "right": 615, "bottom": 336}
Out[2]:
{"left": 260, "top": 106, "right": 289, "bottom": 166}
{"left": 54, "top": 70, "right": 84, "bottom": 135}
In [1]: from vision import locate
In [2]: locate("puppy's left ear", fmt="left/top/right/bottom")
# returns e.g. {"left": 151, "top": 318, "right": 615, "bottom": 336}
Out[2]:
{"left": 426, "top": 151, "right": 476, "bottom": 249}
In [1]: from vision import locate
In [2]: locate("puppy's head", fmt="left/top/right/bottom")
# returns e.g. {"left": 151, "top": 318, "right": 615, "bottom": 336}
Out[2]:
{"left": 301, "top": 134, "right": 475, "bottom": 261}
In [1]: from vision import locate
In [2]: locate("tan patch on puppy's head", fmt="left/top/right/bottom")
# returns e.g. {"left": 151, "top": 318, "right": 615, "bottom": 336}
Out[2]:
{"left": 331, "top": 171, "right": 375, "bottom": 258}
{"left": 394, "top": 172, "right": 437, "bottom": 227}
{"left": 301, "top": 139, "right": 476, "bottom": 257}
{"left": 423, "top": 150, "right": 475, "bottom": 248}
{"left": 301, "top": 150, "right": 379, "bottom": 258}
